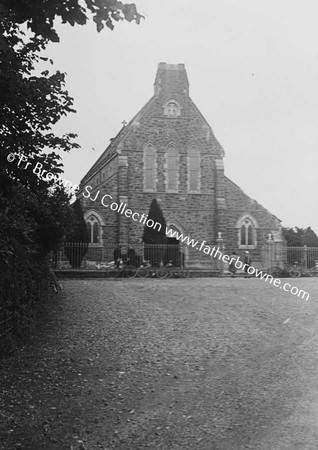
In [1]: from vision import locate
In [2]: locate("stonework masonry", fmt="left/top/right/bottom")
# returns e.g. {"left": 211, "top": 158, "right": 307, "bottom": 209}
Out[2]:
{"left": 78, "top": 63, "right": 282, "bottom": 268}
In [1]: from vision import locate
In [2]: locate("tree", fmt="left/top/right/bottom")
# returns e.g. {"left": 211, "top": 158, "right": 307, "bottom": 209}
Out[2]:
{"left": 1, "top": 0, "right": 143, "bottom": 42}
{"left": 65, "top": 200, "right": 89, "bottom": 242}
{"left": 282, "top": 227, "right": 302, "bottom": 247}
{"left": 303, "top": 227, "right": 318, "bottom": 247}
{"left": 143, "top": 199, "right": 167, "bottom": 266}
{"left": 0, "top": 0, "right": 143, "bottom": 255}
{"left": 143, "top": 199, "right": 167, "bottom": 244}
{"left": 64, "top": 200, "right": 89, "bottom": 268}
{"left": 0, "top": 18, "right": 78, "bottom": 257}
{"left": 282, "top": 227, "right": 318, "bottom": 247}
{"left": 0, "top": 0, "right": 142, "bottom": 342}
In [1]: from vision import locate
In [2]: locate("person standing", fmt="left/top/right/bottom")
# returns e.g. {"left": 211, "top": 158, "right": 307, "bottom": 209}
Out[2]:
{"left": 127, "top": 246, "right": 137, "bottom": 266}
{"left": 243, "top": 251, "right": 252, "bottom": 278}
{"left": 229, "top": 251, "right": 238, "bottom": 278}
{"left": 113, "top": 244, "right": 122, "bottom": 268}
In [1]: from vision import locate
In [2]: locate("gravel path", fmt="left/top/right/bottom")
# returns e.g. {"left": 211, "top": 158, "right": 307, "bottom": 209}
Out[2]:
{"left": 0, "top": 277, "right": 318, "bottom": 449}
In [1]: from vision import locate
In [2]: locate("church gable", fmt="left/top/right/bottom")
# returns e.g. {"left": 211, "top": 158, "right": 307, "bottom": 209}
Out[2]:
{"left": 119, "top": 63, "right": 225, "bottom": 201}
{"left": 126, "top": 63, "right": 223, "bottom": 156}
{"left": 79, "top": 63, "right": 224, "bottom": 195}
{"left": 77, "top": 62, "right": 280, "bottom": 269}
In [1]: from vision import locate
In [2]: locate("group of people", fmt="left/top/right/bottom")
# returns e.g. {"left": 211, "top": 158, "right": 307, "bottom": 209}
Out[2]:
{"left": 114, "top": 245, "right": 252, "bottom": 277}
{"left": 229, "top": 250, "right": 253, "bottom": 278}
{"left": 113, "top": 245, "right": 140, "bottom": 268}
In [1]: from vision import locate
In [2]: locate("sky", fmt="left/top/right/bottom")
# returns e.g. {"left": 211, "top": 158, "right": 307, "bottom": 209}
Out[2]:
{"left": 44, "top": 0, "right": 318, "bottom": 234}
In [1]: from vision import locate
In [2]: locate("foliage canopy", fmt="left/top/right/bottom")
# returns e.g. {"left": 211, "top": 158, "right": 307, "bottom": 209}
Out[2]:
{"left": 1, "top": 0, "right": 144, "bottom": 41}
{"left": 0, "top": 0, "right": 142, "bottom": 342}
{"left": 282, "top": 227, "right": 318, "bottom": 247}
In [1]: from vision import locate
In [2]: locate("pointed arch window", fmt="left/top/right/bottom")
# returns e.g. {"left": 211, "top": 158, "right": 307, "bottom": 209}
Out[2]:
{"left": 166, "top": 146, "right": 178, "bottom": 192}
{"left": 237, "top": 216, "right": 257, "bottom": 249}
{"left": 188, "top": 147, "right": 200, "bottom": 192}
{"left": 143, "top": 144, "right": 157, "bottom": 192}
{"left": 86, "top": 215, "right": 100, "bottom": 244}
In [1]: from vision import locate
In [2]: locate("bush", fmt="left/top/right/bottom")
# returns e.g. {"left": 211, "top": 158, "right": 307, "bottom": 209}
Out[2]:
{"left": 0, "top": 242, "right": 50, "bottom": 354}
{"left": 143, "top": 199, "right": 167, "bottom": 265}
{"left": 0, "top": 185, "right": 54, "bottom": 353}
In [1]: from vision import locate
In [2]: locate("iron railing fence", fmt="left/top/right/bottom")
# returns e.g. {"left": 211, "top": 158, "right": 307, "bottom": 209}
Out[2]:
{"left": 286, "top": 246, "right": 318, "bottom": 268}
{"left": 50, "top": 242, "right": 318, "bottom": 271}
{"left": 50, "top": 242, "right": 187, "bottom": 270}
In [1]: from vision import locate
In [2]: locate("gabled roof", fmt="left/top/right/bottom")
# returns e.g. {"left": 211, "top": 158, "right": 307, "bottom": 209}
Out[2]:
{"left": 224, "top": 176, "right": 281, "bottom": 222}
{"left": 80, "top": 96, "right": 156, "bottom": 185}
{"left": 188, "top": 97, "right": 224, "bottom": 155}
{"left": 80, "top": 62, "right": 224, "bottom": 185}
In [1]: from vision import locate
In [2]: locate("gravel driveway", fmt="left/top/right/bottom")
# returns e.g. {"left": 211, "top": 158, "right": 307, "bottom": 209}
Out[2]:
{"left": 0, "top": 277, "right": 318, "bottom": 449}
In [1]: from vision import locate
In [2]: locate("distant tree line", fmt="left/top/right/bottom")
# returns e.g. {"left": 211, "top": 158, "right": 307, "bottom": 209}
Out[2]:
{"left": 282, "top": 227, "right": 318, "bottom": 247}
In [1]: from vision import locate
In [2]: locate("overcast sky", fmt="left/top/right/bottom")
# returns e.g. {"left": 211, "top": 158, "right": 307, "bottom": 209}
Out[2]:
{"left": 45, "top": 0, "right": 318, "bottom": 235}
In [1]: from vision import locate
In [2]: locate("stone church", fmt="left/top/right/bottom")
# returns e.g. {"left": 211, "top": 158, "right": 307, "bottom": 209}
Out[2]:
{"left": 78, "top": 63, "right": 281, "bottom": 269}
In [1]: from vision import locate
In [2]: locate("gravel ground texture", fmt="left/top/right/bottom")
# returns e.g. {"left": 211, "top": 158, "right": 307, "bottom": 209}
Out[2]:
{"left": 0, "top": 277, "right": 318, "bottom": 450}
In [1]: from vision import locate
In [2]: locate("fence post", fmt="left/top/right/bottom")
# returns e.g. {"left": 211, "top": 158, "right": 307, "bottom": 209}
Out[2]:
{"left": 265, "top": 233, "right": 274, "bottom": 272}
{"left": 303, "top": 245, "right": 308, "bottom": 268}
{"left": 56, "top": 246, "right": 62, "bottom": 269}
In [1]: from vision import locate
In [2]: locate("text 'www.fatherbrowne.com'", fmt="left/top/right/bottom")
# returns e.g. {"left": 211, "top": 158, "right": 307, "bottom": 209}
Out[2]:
{"left": 165, "top": 228, "right": 309, "bottom": 301}
{"left": 83, "top": 186, "right": 310, "bottom": 301}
